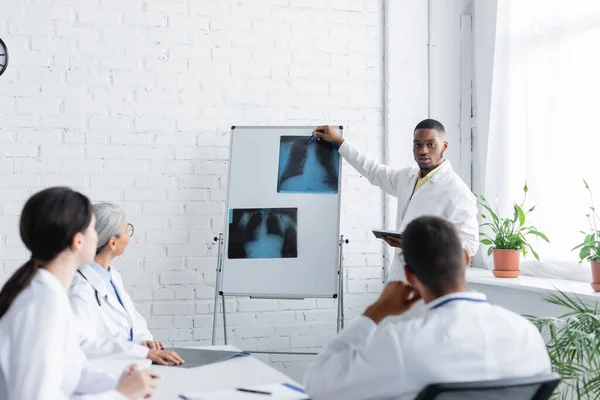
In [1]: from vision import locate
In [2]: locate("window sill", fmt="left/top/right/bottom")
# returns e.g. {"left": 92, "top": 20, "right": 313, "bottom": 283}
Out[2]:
{"left": 466, "top": 267, "right": 600, "bottom": 303}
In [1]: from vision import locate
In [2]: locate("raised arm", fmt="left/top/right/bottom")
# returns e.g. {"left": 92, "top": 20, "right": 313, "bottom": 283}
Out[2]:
{"left": 312, "top": 126, "right": 406, "bottom": 197}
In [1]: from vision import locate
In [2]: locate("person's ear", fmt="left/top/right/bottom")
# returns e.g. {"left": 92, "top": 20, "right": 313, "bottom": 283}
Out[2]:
{"left": 71, "top": 232, "right": 84, "bottom": 252}
{"left": 464, "top": 249, "right": 471, "bottom": 267}
{"left": 443, "top": 140, "right": 448, "bottom": 152}
{"left": 108, "top": 237, "right": 118, "bottom": 251}
{"left": 404, "top": 265, "right": 417, "bottom": 286}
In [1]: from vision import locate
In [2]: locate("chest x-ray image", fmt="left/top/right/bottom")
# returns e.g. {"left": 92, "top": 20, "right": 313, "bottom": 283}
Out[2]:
{"left": 277, "top": 136, "right": 340, "bottom": 194}
{"left": 228, "top": 208, "right": 298, "bottom": 259}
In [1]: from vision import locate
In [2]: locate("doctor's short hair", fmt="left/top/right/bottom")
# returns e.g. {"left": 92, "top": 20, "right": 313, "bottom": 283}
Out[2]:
{"left": 401, "top": 216, "right": 465, "bottom": 295}
{"left": 414, "top": 119, "right": 446, "bottom": 136}
{"left": 93, "top": 202, "right": 127, "bottom": 254}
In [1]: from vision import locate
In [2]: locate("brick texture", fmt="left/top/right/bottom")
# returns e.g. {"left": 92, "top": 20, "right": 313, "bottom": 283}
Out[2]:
{"left": 0, "top": 0, "right": 385, "bottom": 382}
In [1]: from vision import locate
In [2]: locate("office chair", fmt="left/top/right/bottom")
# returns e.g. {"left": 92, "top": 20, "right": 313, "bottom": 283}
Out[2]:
{"left": 414, "top": 373, "right": 560, "bottom": 400}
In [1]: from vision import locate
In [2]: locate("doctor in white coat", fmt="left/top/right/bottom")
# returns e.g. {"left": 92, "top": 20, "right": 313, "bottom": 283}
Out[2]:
{"left": 69, "top": 202, "right": 184, "bottom": 366}
{"left": 313, "top": 120, "right": 479, "bottom": 282}
{"left": 304, "top": 216, "right": 551, "bottom": 400}
{"left": 0, "top": 187, "right": 158, "bottom": 399}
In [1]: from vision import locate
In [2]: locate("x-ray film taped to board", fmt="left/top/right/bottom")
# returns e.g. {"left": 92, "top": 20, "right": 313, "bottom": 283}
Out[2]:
{"left": 277, "top": 136, "right": 340, "bottom": 194}
{"left": 227, "top": 208, "right": 298, "bottom": 259}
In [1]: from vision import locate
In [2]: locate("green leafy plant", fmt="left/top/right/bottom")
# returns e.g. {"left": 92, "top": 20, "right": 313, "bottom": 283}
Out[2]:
{"left": 527, "top": 291, "right": 600, "bottom": 399}
{"left": 476, "top": 183, "right": 549, "bottom": 259}
{"left": 572, "top": 179, "right": 600, "bottom": 263}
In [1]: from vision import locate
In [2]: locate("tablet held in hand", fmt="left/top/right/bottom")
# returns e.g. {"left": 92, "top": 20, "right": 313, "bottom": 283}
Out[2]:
{"left": 372, "top": 229, "right": 402, "bottom": 239}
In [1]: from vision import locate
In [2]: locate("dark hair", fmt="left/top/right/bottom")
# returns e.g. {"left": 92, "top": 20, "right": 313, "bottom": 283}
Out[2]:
{"left": 0, "top": 187, "right": 92, "bottom": 319}
{"left": 401, "top": 216, "right": 465, "bottom": 295}
{"left": 414, "top": 119, "right": 446, "bottom": 135}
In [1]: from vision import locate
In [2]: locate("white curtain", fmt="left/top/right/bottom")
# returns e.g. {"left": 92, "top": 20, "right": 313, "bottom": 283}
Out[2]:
{"left": 480, "top": 0, "right": 600, "bottom": 282}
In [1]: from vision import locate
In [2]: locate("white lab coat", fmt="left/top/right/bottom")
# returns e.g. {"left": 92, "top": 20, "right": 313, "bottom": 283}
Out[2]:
{"left": 339, "top": 141, "right": 479, "bottom": 281}
{"left": 303, "top": 292, "right": 552, "bottom": 400}
{"left": 0, "top": 268, "right": 126, "bottom": 400}
{"left": 69, "top": 264, "right": 152, "bottom": 360}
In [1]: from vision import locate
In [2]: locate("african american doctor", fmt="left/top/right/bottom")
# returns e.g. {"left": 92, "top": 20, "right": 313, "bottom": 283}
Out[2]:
{"left": 312, "top": 119, "right": 479, "bottom": 282}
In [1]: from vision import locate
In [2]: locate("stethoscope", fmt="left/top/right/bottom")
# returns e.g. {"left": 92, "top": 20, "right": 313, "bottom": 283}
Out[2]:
{"left": 430, "top": 297, "right": 488, "bottom": 310}
{"left": 77, "top": 270, "right": 133, "bottom": 341}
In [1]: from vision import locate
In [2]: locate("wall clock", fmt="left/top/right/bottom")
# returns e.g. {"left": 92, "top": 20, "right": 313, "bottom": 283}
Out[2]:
{"left": 0, "top": 38, "right": 8, "bottom": 77}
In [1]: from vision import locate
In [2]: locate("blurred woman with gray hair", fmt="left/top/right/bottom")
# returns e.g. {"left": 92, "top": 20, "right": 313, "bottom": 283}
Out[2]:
{"left": 69, "top": 202, "right": 184, "bottom": 366}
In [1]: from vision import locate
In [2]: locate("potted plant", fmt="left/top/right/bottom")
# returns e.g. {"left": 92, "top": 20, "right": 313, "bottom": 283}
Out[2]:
{"left": 572, "top": 179, "right": 600, "bottom": 292}
{"left": 527, "top": 291, "right": 600, "bottom": 399}
{"left": 476, "top": 183, "right": 549, "bottom": 278}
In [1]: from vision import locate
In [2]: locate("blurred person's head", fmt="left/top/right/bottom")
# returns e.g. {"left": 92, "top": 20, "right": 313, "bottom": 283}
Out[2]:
{"left": 402, "top": 215, "right": 468, "bottom": 302}
{"left": 0, "top": 187, "right": 95, "bottom": 318}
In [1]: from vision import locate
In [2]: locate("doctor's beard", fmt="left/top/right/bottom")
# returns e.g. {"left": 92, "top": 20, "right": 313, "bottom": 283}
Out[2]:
{"left": 429, "top": 150, "right": 445, "bottom": 169}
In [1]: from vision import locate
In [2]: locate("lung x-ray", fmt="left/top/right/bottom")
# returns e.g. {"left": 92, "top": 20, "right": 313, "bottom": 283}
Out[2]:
{"left": 277, "top": 136, "right": 340, "bottom": 194}
{"left": 228, "top": 208, "right": 298, "bottom": 259}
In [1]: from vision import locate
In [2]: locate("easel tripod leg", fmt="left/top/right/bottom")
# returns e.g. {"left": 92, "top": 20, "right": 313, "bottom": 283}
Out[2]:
{"left": 222, "top": 294, "right": 228, "bottom": 345}
{"left": 337, "top": 235, "right": 347, "bottom": 333}
{"left": 211, "top": 234, "right": 224, "bottom": 345}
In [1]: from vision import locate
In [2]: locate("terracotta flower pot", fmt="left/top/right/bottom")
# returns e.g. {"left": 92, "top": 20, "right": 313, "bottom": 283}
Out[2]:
{"left": 492, "top": 249, "right": 521, "bottom": 278}
{"left": 591, "top": 261, "right": 600, "bottom": 292}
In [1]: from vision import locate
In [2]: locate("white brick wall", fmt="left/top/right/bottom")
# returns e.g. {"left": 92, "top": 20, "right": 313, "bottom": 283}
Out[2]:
{"left": 0, "top": 0, "right": 385, "bottom": 381}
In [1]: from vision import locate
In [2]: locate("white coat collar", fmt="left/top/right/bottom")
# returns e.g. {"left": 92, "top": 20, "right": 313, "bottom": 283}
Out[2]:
{"left": 78, "top": 264, "right": 132, "bottom": 318}
{"left": 77, "top": 263, "right": 109, "bottom": 297}
{"left": 34, "top": 268, "right": 67, "bottom": 296}
{"left": 426, "top": 291, "right": 488, "bottom": 310}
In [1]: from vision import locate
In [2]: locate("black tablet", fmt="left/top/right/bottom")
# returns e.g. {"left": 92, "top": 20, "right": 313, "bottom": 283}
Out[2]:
{"left": 372, "top": 229, "right": 402, "bottom": 239}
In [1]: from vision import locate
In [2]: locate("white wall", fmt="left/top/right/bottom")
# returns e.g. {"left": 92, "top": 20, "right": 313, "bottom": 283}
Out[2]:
{"left": 0, "top": 0, "right": 384, "bottom": 380}
{"left": 386, "top": 0, "right": 473, "bottom": 174}
{"left": 383, "top": 0, "right": 429, "bottom": 276}
{"left": 471, "top": 0, "right": 498, "bottom": 194}
{"left": 429, "top": 0, "right": 472, "bottom": 181}
{"left": 0, "top": 0, "right": 471, "bottom": 381}
{"left": 383, "top": 0, "right": 474, "bottom": 276}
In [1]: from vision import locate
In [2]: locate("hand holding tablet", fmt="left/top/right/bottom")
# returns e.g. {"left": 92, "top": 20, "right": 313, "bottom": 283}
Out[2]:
{"left": 372, "top": 229, "right": 402, "bottom": 239}
{"left": 372, "top": 229, "right": 403, "bottom": 248}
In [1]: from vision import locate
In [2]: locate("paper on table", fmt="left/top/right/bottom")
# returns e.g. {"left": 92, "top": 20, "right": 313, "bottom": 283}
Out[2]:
{"left": 179, "top": 383, "right": 309, "bottom": 400}
{"left": 167, "top": 348, "right": 251, "bottom": 368}
{"left": 87, "top": 358, "right": 152, "bottom": 376}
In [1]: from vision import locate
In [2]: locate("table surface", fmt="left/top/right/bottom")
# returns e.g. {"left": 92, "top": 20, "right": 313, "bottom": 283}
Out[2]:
{"left": 89, "top": 345, "right": 301, "bottom": 399}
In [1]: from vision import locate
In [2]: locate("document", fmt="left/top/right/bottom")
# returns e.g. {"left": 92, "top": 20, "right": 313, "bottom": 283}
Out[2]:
{"left": 87, "top": 358, "right": 152, "bottom": 375}
{"left": 179, "top": 382, "right": 309, "bottom": 400}
{"left": 167, "top": 347, "right": 251, "bottom": 369}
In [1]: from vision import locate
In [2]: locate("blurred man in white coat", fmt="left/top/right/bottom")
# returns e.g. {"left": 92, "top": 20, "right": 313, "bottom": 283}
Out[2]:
{"left": 312, "top": 120, "right": 479, "bottom": 282}
{"left": 303, "top": 216, "right": 551, "bottom": 400}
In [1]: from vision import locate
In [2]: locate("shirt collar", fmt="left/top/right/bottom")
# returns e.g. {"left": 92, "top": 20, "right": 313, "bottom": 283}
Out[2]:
{"left": 426, "top": 291, "right": 488, "bottom": 310}
{"left": 419, "top": 159, "right": 448, "bottom": 179}
{"left": 89, "top": 262, "right": 112, "bottom": 289}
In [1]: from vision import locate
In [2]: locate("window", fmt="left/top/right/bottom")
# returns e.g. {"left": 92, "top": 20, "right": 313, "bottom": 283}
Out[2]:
{"left": 477, "top": 0, "right": 600, "bottom": 281}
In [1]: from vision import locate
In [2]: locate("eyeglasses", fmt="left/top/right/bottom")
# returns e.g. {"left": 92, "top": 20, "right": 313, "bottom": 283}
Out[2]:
{"left": 114, "top": 223, "right": 135, "bottom": 240}
{"left": 125, "top": 223, "right": 134, "bottom": 237}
